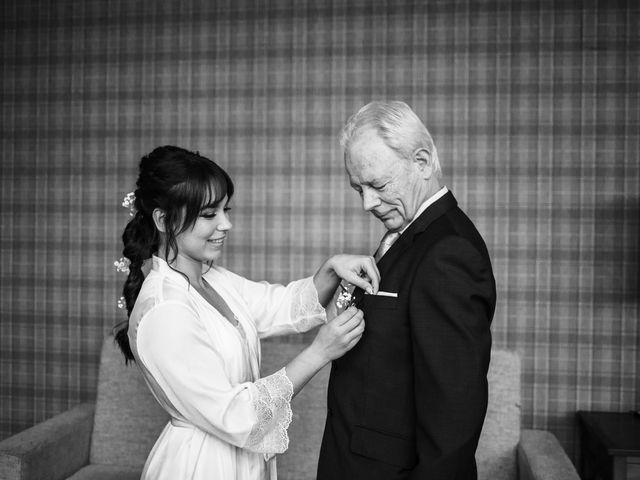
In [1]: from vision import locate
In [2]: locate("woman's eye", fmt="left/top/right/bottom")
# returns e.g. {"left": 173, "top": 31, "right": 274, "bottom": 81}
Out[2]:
{"left": 201, "top": 206, "right": 230, "bottom": 218}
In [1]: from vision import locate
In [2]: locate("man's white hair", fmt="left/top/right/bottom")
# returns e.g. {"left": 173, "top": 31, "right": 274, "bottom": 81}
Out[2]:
{"left": 339, "top": 101, "right": 442, "bottom": 179}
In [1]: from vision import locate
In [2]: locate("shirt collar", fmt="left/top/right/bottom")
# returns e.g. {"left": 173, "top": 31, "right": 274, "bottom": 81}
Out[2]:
{"left": 399, "top": 186, "right": 449, "bottom": 234}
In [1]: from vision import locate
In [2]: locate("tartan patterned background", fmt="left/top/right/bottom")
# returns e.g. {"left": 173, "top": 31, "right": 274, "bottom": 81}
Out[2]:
{"left": 1, "top": 0, "right": 638, "bottom": 461}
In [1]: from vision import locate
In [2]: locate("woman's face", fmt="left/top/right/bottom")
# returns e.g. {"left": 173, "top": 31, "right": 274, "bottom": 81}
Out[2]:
{"left": 174, "top": 196, "right": 232, "bottom": 264}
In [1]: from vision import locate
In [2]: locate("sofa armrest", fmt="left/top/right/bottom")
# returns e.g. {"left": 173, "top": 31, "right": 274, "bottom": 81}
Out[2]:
{"left": 0, "top": 402, "right": 95, "bottom": 480}
{"left": 518, "top": 429, "right": 580, "bottom": 480}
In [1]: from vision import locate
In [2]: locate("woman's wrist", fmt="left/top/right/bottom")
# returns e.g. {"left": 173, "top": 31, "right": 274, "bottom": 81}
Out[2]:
{"left": 312, "top": 257, "right": 341, "bottom": 307}
{"left": 317, "top": 256, "right": 339, "bottom": 282}
{"left": 303, "top": 341, "right": 331, "bottom": 370}
{"left": 284, "top": 342, "right": 330, "bottom": 397}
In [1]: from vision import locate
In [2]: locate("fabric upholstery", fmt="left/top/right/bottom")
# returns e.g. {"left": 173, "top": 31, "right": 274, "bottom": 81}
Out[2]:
{"left": 66, "top": 465, "right": 142, "bottom": 480}
{"left": 0, "top": 336, "right": 578, "bottom": 480}
{"left": 0, "top": 402, "right": 94, "bottom": 480}
{"left": 518, "top": 430, "right": 581, "bottom": 480}
{"left": 89, "top": 338, "right": 168, "bottom": 467}
{"left": 476, "top": 349, "right": 521, "bottom": 480}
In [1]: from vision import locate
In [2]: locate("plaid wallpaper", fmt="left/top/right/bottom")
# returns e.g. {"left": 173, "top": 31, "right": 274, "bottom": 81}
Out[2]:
{"left": 1, "top": 0, "right": 638, "bottom": 459}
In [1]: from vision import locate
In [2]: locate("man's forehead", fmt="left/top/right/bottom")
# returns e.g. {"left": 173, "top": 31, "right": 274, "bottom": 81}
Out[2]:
{"left": 346, "top": 158, "right": 393, "bottom": 186}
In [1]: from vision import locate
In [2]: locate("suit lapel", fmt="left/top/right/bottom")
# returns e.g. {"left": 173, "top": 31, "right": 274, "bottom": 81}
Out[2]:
{"left": 351, "top": 192, "right": 458, "bottom": 304}
{"left": 376, "top": 191, "right": 458, "bottom": 274}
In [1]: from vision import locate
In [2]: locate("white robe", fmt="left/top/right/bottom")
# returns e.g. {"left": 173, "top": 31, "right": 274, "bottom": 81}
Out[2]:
{"left": 127, "top": 256, "right": 327, "bottom": 480}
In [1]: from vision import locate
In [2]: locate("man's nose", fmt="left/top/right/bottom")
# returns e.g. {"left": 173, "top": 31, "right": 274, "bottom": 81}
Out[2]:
{"left": 361, "top": 188, "right": 380, "bottom": 212}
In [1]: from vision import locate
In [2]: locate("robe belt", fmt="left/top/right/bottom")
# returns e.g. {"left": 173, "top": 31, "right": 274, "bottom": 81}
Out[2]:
{"left": 170, "top": 417, "right": 193, "bottom": 429}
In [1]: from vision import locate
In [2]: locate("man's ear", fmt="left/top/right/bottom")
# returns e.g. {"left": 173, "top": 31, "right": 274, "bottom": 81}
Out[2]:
{"left": 152, "top": 208, "right": 167, "bottom": 232}
{"left": 413, "top": 148, "right": 433, "bottom": 180}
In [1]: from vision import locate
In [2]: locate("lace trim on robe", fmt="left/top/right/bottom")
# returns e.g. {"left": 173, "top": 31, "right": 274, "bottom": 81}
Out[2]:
{"left": 244, "top": 368, "right": 294, "bottom": 455}
{"left": 289, "top": 277, "right": 327, "bottom": 332}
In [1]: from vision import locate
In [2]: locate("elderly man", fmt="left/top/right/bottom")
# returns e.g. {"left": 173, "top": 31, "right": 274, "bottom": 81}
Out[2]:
{"left": 317, "top": 101, "right": 496, "bottom": 480}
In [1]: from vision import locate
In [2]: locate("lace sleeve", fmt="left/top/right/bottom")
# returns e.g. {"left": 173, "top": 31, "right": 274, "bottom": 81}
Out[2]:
{"left": 289, "top": 276, "right": 327, "bottom": 332}
{"left": 244, "top": 368, "right": 293, "bottom": 455}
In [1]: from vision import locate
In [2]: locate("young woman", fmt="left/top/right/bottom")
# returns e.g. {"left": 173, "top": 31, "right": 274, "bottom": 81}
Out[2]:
{"left": 114, "top": 145, "right": 378, "bottom": 480}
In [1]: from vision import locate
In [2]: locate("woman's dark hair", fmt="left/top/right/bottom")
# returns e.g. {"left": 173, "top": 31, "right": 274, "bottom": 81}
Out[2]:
{"left": 114, "top": 145, "right": 234, "bottom": 363}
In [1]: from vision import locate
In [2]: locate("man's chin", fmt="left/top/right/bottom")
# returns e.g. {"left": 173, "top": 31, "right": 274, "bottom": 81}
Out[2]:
{"left": 381, "top": 217, "right": 403, "bottom": 231}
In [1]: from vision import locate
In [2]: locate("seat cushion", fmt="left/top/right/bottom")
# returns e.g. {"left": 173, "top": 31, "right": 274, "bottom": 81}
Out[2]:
{"left": 90, "top": 337, "right": 169, "bottom": 467}
{"left": 66, "top": 464, "right": 141, "bottom": 480}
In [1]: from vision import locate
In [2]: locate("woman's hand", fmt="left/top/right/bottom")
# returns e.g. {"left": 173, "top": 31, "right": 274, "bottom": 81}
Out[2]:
{"left": 309, "top": 306, "right": 365, "bottom": 363}
{"left": 281, "top": 306, "right": 365, "bottom": 398}
{"left": 327, "top": 254, "right": 380, "bottom": 295}
{"left": 313, "top": 254, "right": 380, "bottom": 307}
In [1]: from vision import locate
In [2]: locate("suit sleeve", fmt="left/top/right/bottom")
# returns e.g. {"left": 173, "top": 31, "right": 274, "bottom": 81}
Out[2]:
{"left": 408, "top": 236, "right": 494, "bottom": 479}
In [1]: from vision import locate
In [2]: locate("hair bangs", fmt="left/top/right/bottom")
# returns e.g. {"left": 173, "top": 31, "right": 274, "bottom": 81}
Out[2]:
{"left": 175, "top": 160, "right": 234, "bottom": 234}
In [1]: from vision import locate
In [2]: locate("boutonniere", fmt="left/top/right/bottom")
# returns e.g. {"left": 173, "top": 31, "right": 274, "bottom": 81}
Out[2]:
{"left": 336, "top": 282, "right": 356, "bottom": 312}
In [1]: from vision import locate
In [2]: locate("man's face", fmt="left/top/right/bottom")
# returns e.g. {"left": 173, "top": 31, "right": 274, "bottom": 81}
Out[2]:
{"left": 345, "top": 129, "right": 425, "bottom": 232}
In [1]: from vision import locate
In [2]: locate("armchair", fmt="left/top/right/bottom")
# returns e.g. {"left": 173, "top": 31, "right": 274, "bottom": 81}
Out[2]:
{"left": 267, "top": 342, "right": 580, "bottom": 480}
{"left": 0, "top": 337, "right": 168, "bottom": 480}
{"left": 0, "top": 337, "right": 579, "bottom": 480}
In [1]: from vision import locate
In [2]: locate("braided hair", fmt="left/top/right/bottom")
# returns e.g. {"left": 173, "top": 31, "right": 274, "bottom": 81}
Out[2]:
{"left": 114, "top": 145, "right": 234, "bottom": 362}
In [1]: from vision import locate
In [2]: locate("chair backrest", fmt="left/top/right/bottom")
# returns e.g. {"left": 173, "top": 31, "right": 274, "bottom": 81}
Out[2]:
{"left": 90, "top": 337, "right": 169, "bottom": 467}
{"left": 260, "top": 341, "right": 521, "bottom": 480}
{"left": 476, "top": 349, "right": 521, "bottom": 480}
{"left": 90, "top": 336, "right": 521, "bottom": 478}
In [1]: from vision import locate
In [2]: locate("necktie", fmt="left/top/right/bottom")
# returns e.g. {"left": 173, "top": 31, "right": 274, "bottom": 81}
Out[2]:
{"left": 374, "top": 231, "right": 400, "bottom": 262}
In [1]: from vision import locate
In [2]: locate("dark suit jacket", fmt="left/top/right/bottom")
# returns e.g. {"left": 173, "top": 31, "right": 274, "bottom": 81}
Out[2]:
{"left": 317, "top": 191, "right": 496, "bottom": 480}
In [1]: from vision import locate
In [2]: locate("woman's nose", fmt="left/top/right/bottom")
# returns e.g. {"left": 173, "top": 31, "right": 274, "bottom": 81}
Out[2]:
{"left": 218, "top": 214, "right": 232, "bottom": 231}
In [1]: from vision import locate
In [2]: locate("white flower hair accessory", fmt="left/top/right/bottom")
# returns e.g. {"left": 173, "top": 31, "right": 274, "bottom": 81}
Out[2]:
{"left": 114, "top": 257, "right": 131, "bottom": 274}
{"left": 117, "top": 296, "right": 127, "bottom": 309}
{"left": 122, "top": 192, "right": 136, "bottom": 216}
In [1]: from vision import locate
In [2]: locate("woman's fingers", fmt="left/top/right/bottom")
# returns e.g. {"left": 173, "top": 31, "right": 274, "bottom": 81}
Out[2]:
{"left": 346, "top": 332, "right": 364, "bottom": 349}
{"left": 333, "top": 305, "right": 357, "bottom": 325}
{"left": 338, "top": 310, "right": 365, "bottom": 336}
{"left": 334, "top": 306, "right": 363, "bottom": 326}
{"left": 343, "top": 321, "right": 365, "bottom": 347}
{"left": 360, "top": 256, "right": 380, "bottom": 293}
{"left": 332, "top": 254, "right": 380, "bottom": 295}
{"left": 346, "top": 257, "right": 380, "bottom": 294}
{"left": 346, "top": 318, "right": 365, "bottom": 337}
